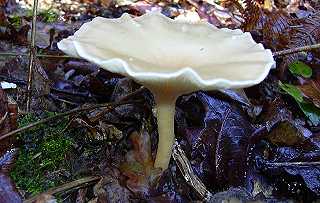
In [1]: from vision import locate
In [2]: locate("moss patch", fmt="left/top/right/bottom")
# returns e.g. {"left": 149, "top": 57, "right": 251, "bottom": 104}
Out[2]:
{"left": 10, "top": 113, "right": 74, "bottom": 196}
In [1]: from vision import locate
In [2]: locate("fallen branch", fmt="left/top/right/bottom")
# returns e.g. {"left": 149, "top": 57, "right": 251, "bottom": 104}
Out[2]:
{"left": 0, "top": 86, "right": 147, "bottom": 141}
{"left": 172, "top": 141, "right": 213, "bottom": 201}
{"left": 24, "top": 176, "right": 101, "bottom": 203}
{"left": 273, "top": 43, "right": 320, "bottom": 57}
{"left": 0, "top": 52, "right": 73, "bottom": 58}
{"left": 265, "top": 161, "right": 320, "bottom": 167}
{"left": 26, "top": 0, "right": 39, "bottom": 111}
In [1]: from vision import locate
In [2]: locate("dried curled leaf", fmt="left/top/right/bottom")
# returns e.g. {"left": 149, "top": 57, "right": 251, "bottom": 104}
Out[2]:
{"left": 0, "top": 173, "right": 22, "bottom": 203}
{"left": 177, "top": 92, "right": 254, "bottom": 189}
{"left": 298, "top": 80, "right": 320, "bottom": 108}
{"left": 120, "top": 126, "right": 161, "bottom": 197}
{"left": 223, "top": 0, "right": 313, "bottom": 74}
{"left": 249, "top": 98, "right": 320, "bottom": 199}
{"left": 0, "top": 89, "right": 17, "bottom": 155}
{"left": 0, "top": 149, "right": 18, "bottom": 174}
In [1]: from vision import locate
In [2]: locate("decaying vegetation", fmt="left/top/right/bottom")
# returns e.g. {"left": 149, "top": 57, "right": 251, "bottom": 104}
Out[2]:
{"left": 1, "top": 0, "right": 320, "bottom": 202}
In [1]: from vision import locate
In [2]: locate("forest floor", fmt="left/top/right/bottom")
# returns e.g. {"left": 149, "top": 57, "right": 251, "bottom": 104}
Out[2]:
{"left": 1, "top": 0, "right": 320, "bottom": 202}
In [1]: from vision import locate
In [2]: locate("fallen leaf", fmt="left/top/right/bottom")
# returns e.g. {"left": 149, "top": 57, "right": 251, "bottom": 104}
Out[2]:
{"left": 0, "top": 148, "right": 18, "bottom": 173}
{"left": 0, "top": 88, "right": 17, "bottom": 154}
{"left": 209, "top": 187, "right": 253, "bottom": 202}
{"left": 0, "top": 0, "right": 6, "bottom": 6}
{"left": 297, "top": 101, "right": 320, "bottom": 126}
{"left": 93, "top": 173, "right": 131, "bottom": 203}
{"left": 0, "top": 173, "right": 22, "bottom": 203}
{"left": 0, "top": 9, "right": 6, "bottom": 25}
{"left": 267, "top": 121, "right": 312, "bottom": 146}
{"left": 120, "top": 126, "right": 161, "bottom": 197}
{"left": 279, "top": 81, "right": 304, "bottom": 103}
{"left": 177, "top": 92, "right": 254, "bottom": 190}
{"left": 289, "top": 61, "right": 312, "bottom": 78}
{"left": 33, "top": 194, "right": 57, "bottom": 203}
{"left": 279, "top": 81, "right": 320, "bottom": 126}
{"left": 298, "top": 80, "right": 320, "bottom": 108}
{"left": 284, "top": 165, "right": 320, "bottom": 195}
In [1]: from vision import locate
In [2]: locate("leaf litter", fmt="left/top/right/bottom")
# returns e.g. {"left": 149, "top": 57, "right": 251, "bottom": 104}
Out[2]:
{"left": 1, "top": 0, "right": 320, "bottom": 202}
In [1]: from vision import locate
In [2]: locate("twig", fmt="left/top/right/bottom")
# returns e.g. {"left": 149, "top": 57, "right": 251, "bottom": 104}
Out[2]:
{"left": 0, "top": 52, "right": 28, "bottom": 57}
{"left": 36, "top": 54, "right": 73, "bottom": 58}
{"left": 273, "top": 43, "right": 320, "bottom": 57}
{"left": 172, "top": 142, "right": 213, "bottom": 201}
{"left": 0, "top": 86, "right": 147, "bottom": 141}
{"left": 265, "top": 161, "right": 320, "bottom": 167}
{"left": 0, "top": 102, "right": 121, "bottom": 141}
{"left": 26, "top": 0, "right": 39, "bottom": 112}
{"left": 0, "top": 112, "right": 8, "bottom": 126}
{"left": 24, "top": 176, "right": 101, "bottom": 203}
{"left": 0, "top": 52, "right": 73, "bottom": 58}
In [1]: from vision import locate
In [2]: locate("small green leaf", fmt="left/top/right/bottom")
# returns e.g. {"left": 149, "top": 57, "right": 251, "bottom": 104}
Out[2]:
{"left": 279, "top": 81, "right": 320, "bottom": 126}
{"left": 279, "top": 81, "right": 304, "bottom": 102}
{"left": 298, "top": 102, "right": 320, "bottom": 126}
{"left": 289, "top": 61, "right": 312, "bottom": 78}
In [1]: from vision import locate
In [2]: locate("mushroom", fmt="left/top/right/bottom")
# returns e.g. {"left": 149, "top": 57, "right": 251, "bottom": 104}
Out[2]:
{"left": 58, "top": 12, "right": 275, "bottom": 171}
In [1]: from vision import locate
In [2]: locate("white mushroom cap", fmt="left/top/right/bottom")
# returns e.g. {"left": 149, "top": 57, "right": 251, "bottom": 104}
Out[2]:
{"left": 58, "top": 12, "right": 275, "bottom": 170}
{"left": 58, "top": 12, "right": 275, "bottom": 95}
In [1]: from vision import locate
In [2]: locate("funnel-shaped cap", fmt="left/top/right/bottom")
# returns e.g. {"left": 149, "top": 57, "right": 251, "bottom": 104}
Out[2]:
{"left": 58, "top": 12, "right": 275, "bottom": 94}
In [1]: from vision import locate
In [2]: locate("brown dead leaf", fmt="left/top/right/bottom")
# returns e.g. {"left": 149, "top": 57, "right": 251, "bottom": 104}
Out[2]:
{"left": 298, "top": 80, "right": 320, "bottom": 108}
{"left": 267, "top": 121, "right": 312, "bottom": 146}
{"left": 0, "top": 0, "right": 5, "bottom": 6}
{"left": 33, "top": 194, "right": 57, "bottom": 203}
{"left": 0, "top": 89, "right": 17, "bottom": 155}
{"left": 93, "top": 175, "right": 131, "bottom": 203}
{"left": 120, "top": 126, "right": 161, "bottom": 197}
{"left": 100, "top": 0, "right": 113, "bottom": 7}
{"left": 0, "top": 89, "right": 21, "bottom": 203}
{"left": 0, "top": 148, "right": 18, "bottom": 174}
{"left": 0, "top": 9, "right": 6, "bottom": 25}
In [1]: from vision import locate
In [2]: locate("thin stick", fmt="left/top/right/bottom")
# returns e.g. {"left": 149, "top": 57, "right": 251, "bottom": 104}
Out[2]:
{"left": 0, "top": 86, "right": 146, "bottom": 141}
{"left": 265, "top": 161, "right": 320, "bottom": 167}
{"left": 0, "top": 112, "right": 8, "bottom": 126}
{"left": 0, "top": 52, "right": 73, "bottom": 58}
{"left": 0, "top": 102, "right": 118, "bottom": 141}
{"left": 24, "top": 176, "right": 101, "bottom": 203}
{"left": 172, "top": 142, "right": 213, "bottom": 200}
{"left": 26, "top": 0, "right": 39, "bottom": 112}
{"left": 273, "top": 43, "right": 320, "bottom": 57}
{"left": 36, "top": 54, "right": 73, "bottom": 58}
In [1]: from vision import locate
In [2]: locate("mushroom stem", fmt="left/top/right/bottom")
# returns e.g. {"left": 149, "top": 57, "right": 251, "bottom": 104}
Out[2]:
{"left": 153, "top": 93, "right": 177, "bottom": 170}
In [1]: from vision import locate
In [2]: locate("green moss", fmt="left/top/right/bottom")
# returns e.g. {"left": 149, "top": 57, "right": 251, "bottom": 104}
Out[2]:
{"left": 8, "top": 8, "right": 58, "bottom": 29}
{"left": 38, "top": 9, "right": 59, "bottom": 23}
{"left": 7, "top": 15, "right": 23, "bottom": 28}
{"left": 10, "top": 113, "right": 74, "bottom": 195}
{"left": 26, "top": 8, "right": 58, "bottom": 23}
